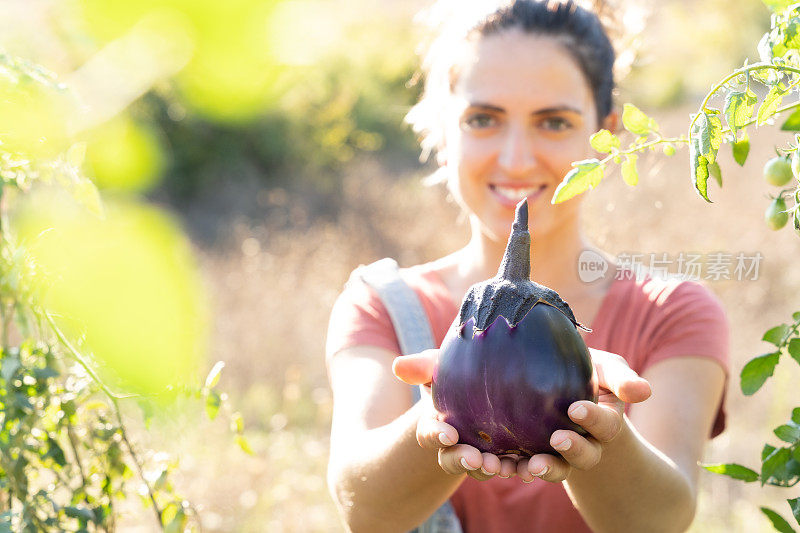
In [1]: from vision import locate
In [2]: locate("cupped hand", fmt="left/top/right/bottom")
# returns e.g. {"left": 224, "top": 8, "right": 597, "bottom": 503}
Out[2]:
{"left": 391, "top": 347, "right": 652, "bottom": 483}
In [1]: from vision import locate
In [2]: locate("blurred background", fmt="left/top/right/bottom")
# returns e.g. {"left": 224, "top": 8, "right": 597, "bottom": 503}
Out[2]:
{"left": 1, "top": 0, "right": 799, "bottom": 530}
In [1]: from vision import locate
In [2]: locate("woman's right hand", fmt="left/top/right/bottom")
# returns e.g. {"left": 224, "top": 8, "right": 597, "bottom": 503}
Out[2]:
{"left": 393, "top": 350, "right": 524, "bottom": 482}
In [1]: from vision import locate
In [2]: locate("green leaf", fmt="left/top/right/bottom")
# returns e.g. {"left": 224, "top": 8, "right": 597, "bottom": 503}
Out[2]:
{"left": 759, "top": 85, "right": 786, "bottom": 125}
{"left": 788, "top": 338, "right": 800, "bottom": 366}
{"left": 690, "top": 138, "right": 711, "bottom": 202}
{"left": 63, "top": 506, "right": 96, "bottom": 522}
{"left": 789, "top": 497, "right": 800, "bottom": 526}
{"left": 762, "top": 447, "right": 793, "bottom": 486}
{"left": 725, "top": 90, "right": 757, "bottom": 132}
{"left": 761, "top": 507, "right": 796, "bottom": 533}
{"left": 236, "top": 434, "right": 255, "bottom": 455}
{"left": 590, "top": 129, "right": 620, "bottom": 153}
{"left": 782, "top": 108, "right": 800, "bottom": 131}
{"left": 702, "top": 463, "right": 759, "bottom": 482}
{"left": 205, "top": 389, "right": 221, "bottom": 420}
{"left": 707, "top": 113, "right": 723, "bottom": 164}
{"left": 204, "top": 361, "right": 225, "bottom": 389}
{"left": 231, "top": 412, "right": 245, "bottom": 433}
{"left": 762, "top": 0, "right": 795, "bottom": 13}
{"left": 0, "top": 357, "right": 20, "bottom": 382}
{"left": 740, "top": 352, "right": 780, "bottom": 395}
{"left": 621, "top": 154, "right": 639, "bottom": 186}
{"left": 696, "top": 113, "right": 712, "bottom": 158}
{"left": 764, "top": 324, "right": 790, "bottom": 346}
{"left": 708, "top": 161, "right": 722, "bottom": 188}
{"left": 775, "top": 422, "right": 800, "bottom": 443}
{"left": 793, "top": 408, "right": 800, "bottom": 425}
{"left": 622, "top": 103, "right": 658, "bottom": 135}
{"left": 793, "top": 311, "right": 800, "bottom": 321}
{"left": 733, "top": 132, "right": 750, "bottom": 166}
{"left": 552, "top": 159, "right": 604, "bottom": 203}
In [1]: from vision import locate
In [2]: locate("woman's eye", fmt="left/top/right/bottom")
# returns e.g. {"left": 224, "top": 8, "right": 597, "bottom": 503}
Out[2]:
{"left": 463, "top": 113, "right": 497, "bottom": 129}
{"left": 540, "top": 116, "right": 572, "bottom": 131}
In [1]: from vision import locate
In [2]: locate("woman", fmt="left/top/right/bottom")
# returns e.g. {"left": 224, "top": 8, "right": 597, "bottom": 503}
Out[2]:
{"left": 325, "top": 1, "right": 728, "bottom": 532}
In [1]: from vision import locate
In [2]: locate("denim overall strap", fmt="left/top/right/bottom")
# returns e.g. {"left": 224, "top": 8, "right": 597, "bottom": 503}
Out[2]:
{"left": 357, "top": 258, "right": 463, "bottom": 533}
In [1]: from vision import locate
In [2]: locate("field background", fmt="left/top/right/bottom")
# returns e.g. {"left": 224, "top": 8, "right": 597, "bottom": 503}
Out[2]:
{"left": 3, "top": 0, "right": 800, "bottom": 531}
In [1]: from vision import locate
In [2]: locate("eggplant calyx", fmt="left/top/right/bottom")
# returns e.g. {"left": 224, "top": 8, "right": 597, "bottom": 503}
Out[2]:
{"left": 457, "top": 199, "right": 589, "bottom": 332}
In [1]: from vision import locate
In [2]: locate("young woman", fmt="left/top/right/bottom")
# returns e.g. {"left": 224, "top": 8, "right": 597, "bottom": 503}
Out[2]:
{"left": 326, "top": 1, "right": 729, "bottom": 532}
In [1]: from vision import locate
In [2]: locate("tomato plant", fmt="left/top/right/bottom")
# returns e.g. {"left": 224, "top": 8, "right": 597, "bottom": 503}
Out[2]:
{"left": 554, "top": 0, "right": 800, "bottom": 529}
{"left": 0, "top": 54, "right": 249, "bottom": 531}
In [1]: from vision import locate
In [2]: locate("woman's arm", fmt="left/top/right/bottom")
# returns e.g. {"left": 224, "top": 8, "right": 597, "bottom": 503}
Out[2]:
{"left": 562, "top": 356, "right": 725, "bottom": 533}
{"left": 326, "top": 346, "right": 464, "bottom": 532}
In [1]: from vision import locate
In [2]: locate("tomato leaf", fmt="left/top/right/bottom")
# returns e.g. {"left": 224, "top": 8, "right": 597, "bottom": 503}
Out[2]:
{"left": 702, "top": 463, "right": 759, "bottom": 482}
{"left": 740, "top": 352, "right": 780, "bottom": 395}
{"left": 782, "top": 108, "right": 800, "bottom": 131}
{"left": 621, "top": 154, "right": 639, "bottom": 186}
{"left": 764, "top": 324, "right": 790, "bottom": 346}
{"left": 774, "top": 422, "right": 800, "bottom": 444}
{"left": 696, "top": 112, "right": 712, "bottom": 157}
{"left": 205, "top": 389, "right": 221, "bottom": 420}
{"left": 590, "top": 129, "right": 620, "bottom": 153}
{"left": 733, "top": 132, "right": 751, "bottom": 166}
{"left": 793, "top": 408, "right": 800, "bottom": 425}
{"left": 552, "top": 159, "right": 604, "bottom": 203}
{"left": 707, "top": 113, "right": 723, "bottom": 164}
{"left": 788, "top": 338, "right": 800, "bottom": 366}
{"left": 789, "top": 497, "right": 800, "bottom": 526}
{"left": 761, "top": 447, "right": 795, "bottom": 486}
{"left": 622, "top": 103, "right": 658, "bottom": 135}
{"left": 758, "top": 85, "right": 786, "bottom": 125}
{"left": 708, "top": 161, "right": 722, "bottom": 187}
{"left": 690, "top": 137, "right": 711, "bottom": 202}
{"left": 725, "top": 90, "right": 757, "bottom": 133}
{"left": 761, "top": 507, "right": 796, "bottom": 533}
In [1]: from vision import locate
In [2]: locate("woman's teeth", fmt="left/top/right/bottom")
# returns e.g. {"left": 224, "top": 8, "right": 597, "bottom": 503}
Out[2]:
{"left": 491, "top": 185, "right": 542, "bottom": 202}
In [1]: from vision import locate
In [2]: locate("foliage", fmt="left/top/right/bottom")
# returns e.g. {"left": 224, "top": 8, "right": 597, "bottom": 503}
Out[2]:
{"left": 555, "top": 1, "right": 800, "bottom": 529}
{"left": 0, "top": 54, "right": 248, "bottom": 531}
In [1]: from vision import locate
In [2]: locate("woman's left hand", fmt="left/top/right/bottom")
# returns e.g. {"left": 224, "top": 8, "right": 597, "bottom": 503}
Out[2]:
{"left": 392, "top": 347, "right": 652, "bottom": 483}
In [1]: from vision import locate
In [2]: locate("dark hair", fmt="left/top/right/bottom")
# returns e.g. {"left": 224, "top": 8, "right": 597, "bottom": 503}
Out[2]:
{"left": 474, "top": 0, "right": 615, "bottom": 121}
{"left": 406, "top": 0, "right": 617, "bottom": 161}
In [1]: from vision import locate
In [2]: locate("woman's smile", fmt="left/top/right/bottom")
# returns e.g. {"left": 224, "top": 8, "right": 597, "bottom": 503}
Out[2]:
{"left": 488, "top": 183, "right": 548, "bottom": 209}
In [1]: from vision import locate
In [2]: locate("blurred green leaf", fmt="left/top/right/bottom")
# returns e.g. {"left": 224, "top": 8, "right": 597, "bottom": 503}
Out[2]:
{"left": 703, "top": 463, "right": 759, "bottom": 482}
{"left": 758, "top": 85, "right": 786, "bottom": 125}
{"left": 622, "top": 103, "right": 658, "bottom": 135}
{"left": 789, "top": 497, "right": 800, "bottom": 525}
{"left": 781, "top": 108, "right": 800, "bottom": 131}
{"left": 205, "top": 389, "right": 221, "bottom": 420}
{"left": 764, "top": 324, "right": 790, "bottom": 346}
{"left": 793, "top": 408, "right": 800, "bottom": 425}
{"left": 204, "top": 360, "right": 225, "bottom": 389}
{"left": 589, "top": 129, "right": 619, "bottom": 153}
{"left": 788, "top": 338, "right": 800, "bottom": 366}
{"left": 774, "top": 422, "right": 800, "bottom": 444}
{"left": 761, "top": 507, "right": 796, "bottom": 533}
{"left": 236, "top": 434, "right": 254, "bottom": 455}
{"left": 733, "top": 132, "right": 750, "bottom": 166}
{"left": 552, "top": 159, "right": 603, "bottom": 203}
{"left": 762, "top": 0, "right": 795, "bottom": 13}
{"left": 741, "top": 352, "right": 780, "bottom": 395}
{"left": 621, "top": 154, "right": 639, "bottom": 186}
{"left": 708, "top": 161, "right": 722, "bottom": 187}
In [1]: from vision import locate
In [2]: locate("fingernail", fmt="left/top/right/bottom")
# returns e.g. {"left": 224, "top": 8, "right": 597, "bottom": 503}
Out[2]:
{"left": 532, "top": 466, "right": 549, "bottom": 477}
{"left": 439, "top": 432, "right": 454, "bottom": 446}
{"left": 498, "top": 474, "right": 510, "bottom": 479}
{"left": 522, "top": 477, "right": 535, "bottom": 484}
{"left": 570, "top": 405, "right": 588, "bottom": 421}
{"left": 460, "top": 457, "right": 477, "bottom": 471}
{"left": 480, "top": 467, "right": 494, "bottom": 476}
{"left": 553, "top": 439, "right": 571, "bottom": 451}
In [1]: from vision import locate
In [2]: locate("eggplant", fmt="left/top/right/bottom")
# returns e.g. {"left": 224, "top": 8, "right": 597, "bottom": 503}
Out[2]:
{"left": 432, "top": 199, "right": 598, "bottom": 456}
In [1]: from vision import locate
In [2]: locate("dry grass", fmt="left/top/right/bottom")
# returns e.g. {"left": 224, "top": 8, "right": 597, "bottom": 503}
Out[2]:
{"left": 120, "top": 105, "right": 800, "bottom": 532}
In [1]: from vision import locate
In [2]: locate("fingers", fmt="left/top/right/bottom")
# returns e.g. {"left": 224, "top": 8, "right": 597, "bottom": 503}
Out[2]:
{"left": 590, "top": 349, "right": 652, "bottom": 403}
{"left": 519, "top": 454, "right": 571, "bottom": 483}
{"left": 392, "top": 349, "right": 438, "bottom": 385}
{"left": 438, "top": 445, "right": 496, "bottom": 480}
{"left": 417, "top": 416, "right": 459, "bottom": 450}
{"left": 568, "top": 400, "right": 623, "bottom": 443}
{"left": 548, "top": 429, "right": 602, "bottom": 471}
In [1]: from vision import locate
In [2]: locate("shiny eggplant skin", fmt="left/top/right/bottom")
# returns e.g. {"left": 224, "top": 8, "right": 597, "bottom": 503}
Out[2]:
{"left": 432, "top": 308, "right": 597, "bottom": 456}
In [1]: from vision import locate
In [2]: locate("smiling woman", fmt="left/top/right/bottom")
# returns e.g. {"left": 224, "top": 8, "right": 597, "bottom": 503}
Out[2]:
{"left": 325, "top": 2, "right": 729, "bottom": 532}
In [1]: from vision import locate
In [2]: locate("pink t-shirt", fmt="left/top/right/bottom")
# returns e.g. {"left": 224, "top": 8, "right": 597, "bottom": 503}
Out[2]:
{"left": 326, "top": 262, "right": 729, "bottom": 533}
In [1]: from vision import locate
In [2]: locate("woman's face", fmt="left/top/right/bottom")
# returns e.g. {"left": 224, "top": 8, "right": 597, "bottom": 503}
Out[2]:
{"left": 441, "top": 30, "right": 607, "bottom": 243}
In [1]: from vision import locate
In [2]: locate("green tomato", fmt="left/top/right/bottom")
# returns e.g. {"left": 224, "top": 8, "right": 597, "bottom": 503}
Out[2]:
{"left": 663, "top": 144, "right": 676, "bottom": 156}
{"left": 765, "top": 197, "right": 789, "bottom": 230}
{"left": 764, "top": 156, "right": 794, "bottom": 186}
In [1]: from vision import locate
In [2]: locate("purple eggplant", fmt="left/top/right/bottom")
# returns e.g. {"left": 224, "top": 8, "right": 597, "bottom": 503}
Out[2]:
{"left": 432, "top": 199, "right": 598, "bottom": 456}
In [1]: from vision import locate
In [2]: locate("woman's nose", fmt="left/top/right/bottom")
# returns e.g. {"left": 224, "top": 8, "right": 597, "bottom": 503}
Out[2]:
{"left": 498, "top": 124, "right": 536, "bottom": 175}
